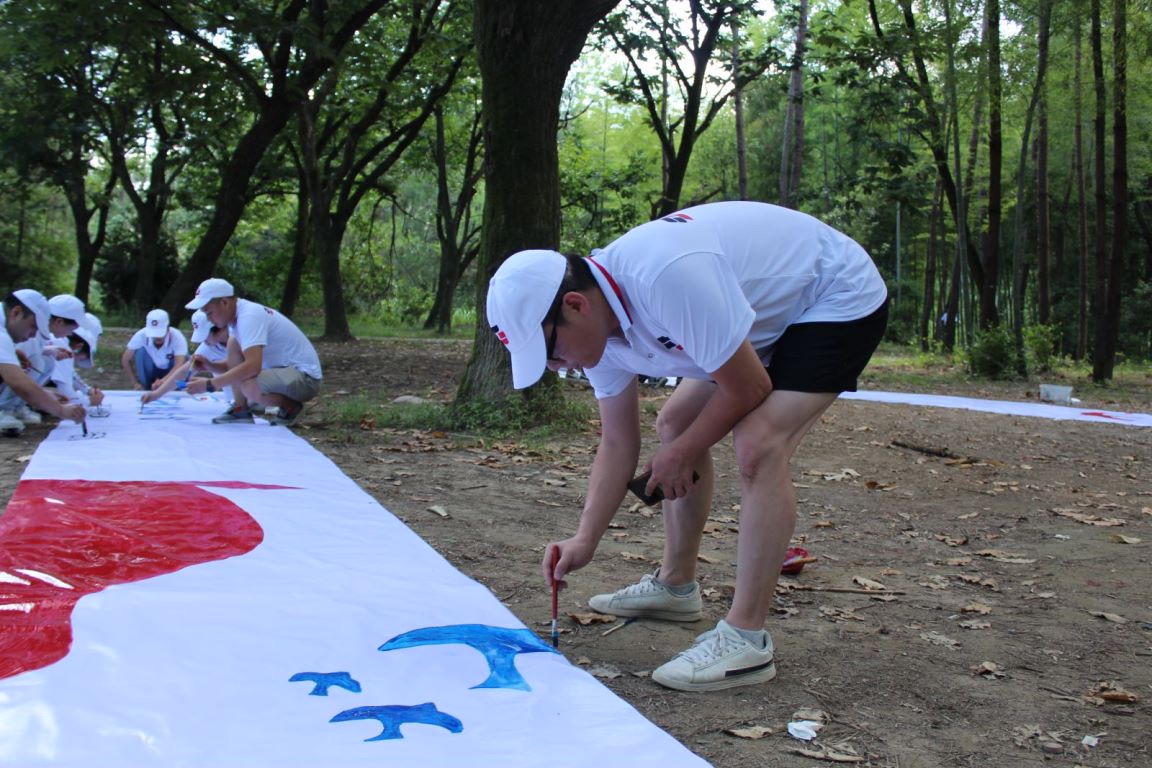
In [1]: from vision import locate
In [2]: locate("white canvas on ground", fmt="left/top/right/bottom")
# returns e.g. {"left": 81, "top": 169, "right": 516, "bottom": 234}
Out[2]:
{"left": 0, "top": 391, "right": 709, "bottom": 767}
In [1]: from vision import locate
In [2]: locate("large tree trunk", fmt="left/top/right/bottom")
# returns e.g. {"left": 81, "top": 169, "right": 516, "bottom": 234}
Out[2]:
{"left": 1092, "top": 0, "right": 1126, "bottom": 382}
{"left": 981, "top": 0, "right": 1002, "bottom": 330}
{"left": 279, "top": 186, "right": 310, "bottom": 319}
{"left": 1073, "top": 0, "right": 1089, "bottom": 360}
{"left": 315, "top": 216, "right": 353, "bottom": 341}
{"left": 1089, "top": 0, "right": 1107, "bottom": 371}
{"left": 457, "top": 0, "right": 619, "bottom": 406}
{"left": 779, "top": 0, "right": 808, "bottom": 208}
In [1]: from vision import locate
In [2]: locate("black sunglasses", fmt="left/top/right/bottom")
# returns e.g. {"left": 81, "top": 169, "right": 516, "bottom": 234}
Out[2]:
{"left": 544, "top": 299, "right": 563, "bottom": 362}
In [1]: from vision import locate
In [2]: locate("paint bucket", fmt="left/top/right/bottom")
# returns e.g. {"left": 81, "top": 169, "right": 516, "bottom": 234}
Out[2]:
{"left": 1039, "top": 384, "right": 1073, "bottom": 404}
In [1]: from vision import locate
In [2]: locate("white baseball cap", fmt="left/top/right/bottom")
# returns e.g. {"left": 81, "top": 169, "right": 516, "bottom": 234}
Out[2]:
{"left": 144, "top": 308, "right": 170, "bottom": 338}
{"left": 72, "top": 326, "right": 98, "bottom": 367}
{"left": 185, "top": 277, "right": 234, "bottom": 310}
{"left": 83, "top": 312, "right": 103, "bottom": 336}
{"left": 486, "top": 250, "right": 567, "bottom": 389}
{"left": 49, "top": 294, "right": 86, "bottom": 324}
{"left": 190, "top": 309, "right": 211, "bottom": 343}
{"left": 12, "top": 289, "right": 51, "bottom": 337}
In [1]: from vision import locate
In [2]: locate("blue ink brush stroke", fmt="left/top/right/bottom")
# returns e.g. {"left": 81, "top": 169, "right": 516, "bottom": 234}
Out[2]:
{"left": 379, "top": 624, "right": 558, "bottom": 691}
{"left": 289, "top": 671, "right": 362, "bottom": 696}
{"left": 330, "top": 702, "right": 463, "bottom": 741}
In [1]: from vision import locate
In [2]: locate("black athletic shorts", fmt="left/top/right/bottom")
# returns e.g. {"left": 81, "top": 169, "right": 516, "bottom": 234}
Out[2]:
{"left": 762, "top": 299, "right": 889, "bottom": 393}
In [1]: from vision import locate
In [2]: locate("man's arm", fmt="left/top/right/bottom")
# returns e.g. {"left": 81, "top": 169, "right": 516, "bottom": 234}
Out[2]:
{"left": 647, "top": 340, "right": 772, "bottom": 500}
{"left": 0, "top": 363, "right": 86, "bottom": 423}
{"left": 142, "top": 359, "right": 193, "bottom": 403}
{"left": 546, "top": 379, "right": 642, "bottom": 586}
{"left": 120, "top": 348, "right": 141, "bottom": 389}
{"left": 186, "top": 344, "right": 262, "bottom": 394}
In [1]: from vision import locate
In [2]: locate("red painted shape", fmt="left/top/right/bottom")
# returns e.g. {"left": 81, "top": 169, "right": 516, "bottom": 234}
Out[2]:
{"left": 1080, "top": 411, "right": 1129, "bottom": 421}
{"left": 0, "top": 479, "right": 294, "bottom": 680}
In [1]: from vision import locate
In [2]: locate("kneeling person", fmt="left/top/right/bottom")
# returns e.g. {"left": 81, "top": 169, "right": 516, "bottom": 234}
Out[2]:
{"left": 184, "top": 279, "right": 322, "bottom": 426}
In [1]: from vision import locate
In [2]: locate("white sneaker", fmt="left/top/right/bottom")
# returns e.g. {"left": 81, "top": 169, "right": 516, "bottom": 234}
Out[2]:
{"left": 588, "top": 573, "right": 703, "bottom": 621}
{"left": 14, "top": 405, "right": 41, "bottom": 425}
{"left": 652, "top": 619, "right": 777, "bottom": 692}
{"left": 0, "top": 410, "right": 25, "bottom": 436}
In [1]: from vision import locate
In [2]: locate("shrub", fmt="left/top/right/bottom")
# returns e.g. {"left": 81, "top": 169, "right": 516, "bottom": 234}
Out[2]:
{"left": 966, "top": 326, "right": 1017, "bottom": 380}
{"left": 1023, "top": 324, "right": 1057, "bottom": 374}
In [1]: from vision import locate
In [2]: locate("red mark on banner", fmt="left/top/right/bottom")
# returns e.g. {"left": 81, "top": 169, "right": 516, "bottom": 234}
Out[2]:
{"left": 0, "top": 479, "right": 294, "bottom": 680}
{"left": 1080, "top": 411, "right": 1131, "bottom": 421}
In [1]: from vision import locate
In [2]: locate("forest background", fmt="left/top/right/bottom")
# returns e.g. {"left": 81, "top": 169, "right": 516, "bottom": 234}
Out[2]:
{"left": 1, "top": 0, "right": 1149, "bottom": 417}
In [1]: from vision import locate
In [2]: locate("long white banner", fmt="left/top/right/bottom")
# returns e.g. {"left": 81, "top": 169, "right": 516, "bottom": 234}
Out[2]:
{"left": 0, "top": 391, "right": 708, "bottom": 767}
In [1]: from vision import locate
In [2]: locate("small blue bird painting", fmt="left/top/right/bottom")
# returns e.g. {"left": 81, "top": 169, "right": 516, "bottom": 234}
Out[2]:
{"left": 379, "top": 624, "right": 559, "bottom": 691}
{"left": 330, "top": 703, "right": 463, "bottom": 741}
{"left": 288, "top": 671, "right": 362, "bottom": 696}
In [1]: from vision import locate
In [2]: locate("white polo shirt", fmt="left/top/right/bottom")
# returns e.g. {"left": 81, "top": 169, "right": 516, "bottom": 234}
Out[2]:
{"left": 230, "top": 299, "right": 322, "bottom": 379}
{"left": 582, "top": 201, "right": 888, "bottom": 399}
{"left": 126, "top": 327, "right": 189, "bottom": 369}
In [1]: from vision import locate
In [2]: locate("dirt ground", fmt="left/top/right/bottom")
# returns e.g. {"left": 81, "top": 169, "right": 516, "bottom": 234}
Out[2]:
{"left": 3, "top": 334, "right": 1151, "bottom": 767}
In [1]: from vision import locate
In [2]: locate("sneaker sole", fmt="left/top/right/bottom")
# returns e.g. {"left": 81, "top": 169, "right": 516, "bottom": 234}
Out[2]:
{"left": 652, "top": 661, "right": 777, "bottom": 692}
{"left": 587, "top": 599, "right": 702, "bottom": 622}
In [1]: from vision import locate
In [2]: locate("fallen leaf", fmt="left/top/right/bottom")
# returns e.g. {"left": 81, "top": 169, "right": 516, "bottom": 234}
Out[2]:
{"left": 791, "top": 708, "right": 829, "bottom": 723}
{"left": 946, "top": 557, "right": 972, "bottom": 566}
{"left": 587, "top": 664, "right": 622, "bottom": 679}
{"left": 963, "top": 601, "right": 993, "bottom": 614}
{"left": 696, "top": 553, "right": 718, "bottom": 564}
{"left": 812, "top": 520, "right": 835, "bottom": 528}
{"left": 919, "top": 631, "right": 961, "bottom": 649}
{"left": 620, "top": 551, "right": 649, "bottom": 562}
{"left": 543, "top": 478, "right": 567, "bottom": 487}
{"left": 726, "top": 725, "right": 774, "bottom": 740}
{"left": 1088, "top": 610, "right": 1128, "bottom": 624}
{"left": 15, "top": 454, "right": 32, "bottom": 463}
{"left": 1051, "top": 508, "right": 1126, "bottom": 527}
{"left": 788, "top": 746, "right": 865, "bottom": 763}
{"left": 972, "top": 661, "right": 1006, "bottom": 678}
{"left": 852, "top": 576, "right": 887, "bottom": 591}
{"left": 1088, "top": 682, "right": 1139, "bottom": 703}
{"left": 974, "top": 549, "right": 1036, "bottom": 564}
{"left": 935, "top": 534, "right": 969, "bottom": 547}
{"left": 1109, "top": 534, "right": 1142, "bottom": 544}
{"left": 959, "top": 619, "right": 991, "bottom": 630}
{"left": 865, "top": 480, "right": 896, "bottom": 491}
{"left": 569, "top": 612, "right": 617, "bottom": 625}
{"left": 426, "top": 504, "right": 449, "bottom": 518}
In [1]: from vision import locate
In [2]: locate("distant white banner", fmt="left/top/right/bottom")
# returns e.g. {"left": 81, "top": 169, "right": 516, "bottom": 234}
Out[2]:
{"left": 841, "top": 390, "right": 1152, "bottom": 427}
{"left": 0, "top": 391, "right": 708, "bottom": 767}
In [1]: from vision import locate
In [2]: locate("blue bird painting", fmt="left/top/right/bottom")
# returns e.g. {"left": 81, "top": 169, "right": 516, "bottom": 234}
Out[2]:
{"left": 379, "top": 624, "right": 559, "bottom": 691}
{"left": 288, "top": 671, "right": 362, "bottom": 696}
{"left": 330, "top": 703, "right": 463, "bottom": 741}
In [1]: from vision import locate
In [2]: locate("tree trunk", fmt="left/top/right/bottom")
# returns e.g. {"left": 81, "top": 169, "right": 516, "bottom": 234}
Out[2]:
{"left": 1036, "top": 64, "right": 1051, "bottom": 325}
{"left": 779, "top": 0, "right": 808, "bottom": 209}
{"left": 1092, "top": 0, "right": 1126, "bottom": 382}
{"left": 732, "top": 35, "right": 748, "bottom": 200}
{"left": 280, "top": 185, "right": 311, "bottom": 319}
{"left": 456, "top": 0, "right": 620, "bottom": 407}
{"left": 316, "top": 216, "right": 354, "bottom": 341}
{"left": 921, "top": 181, "right": 940, "bottom": 350}
{"left": 1073, "top": 0, "right": 1089, "bottom": 360}
{"left": 981, "top": 0, "right": 1002, "bottom": 330}
{"left": 1089, "top": 0, "right": 1107, "bottom": 372}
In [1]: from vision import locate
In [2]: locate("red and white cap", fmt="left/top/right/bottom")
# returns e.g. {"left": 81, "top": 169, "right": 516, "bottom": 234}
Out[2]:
{"left": 185, "top": 278, "right": 234, "bottom": 310}
{"left": 190, "top": 310, "right": 211, "bottom": 343}
{"left": 485, "top": 250, "right": 566, "bottom": 389}
{"left": 144, "top": 308, "right": 170, "bottom": 338}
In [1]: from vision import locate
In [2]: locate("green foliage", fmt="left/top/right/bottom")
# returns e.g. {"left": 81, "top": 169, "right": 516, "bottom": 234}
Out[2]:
{"left": 91, "top": 224, "right": 180, "bottom": 311}
{"left": 450, "top": 380, "right": 594, "bottom": 436}
{"left": 1023, "top": 324, "right": 1058, "bottom": 373}
{"left": 966, "top": 326, "right": 1018, "bottom": 380}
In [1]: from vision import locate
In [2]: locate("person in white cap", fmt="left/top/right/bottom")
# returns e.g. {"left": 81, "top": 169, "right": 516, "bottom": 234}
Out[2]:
{"left": 121, "top": 308, "right": 188, "bottom": 391}
{"left": 184, "top": 278, "right": 322, "bottom": 426}
{"left": 0, "top": 289, "right": 87, "bottom": 435}
{"left": 0, "top": 293, "right": 86, "bottom": 425}
{"left": 141, "top": 309, "right": 231, "bottom": 405}
{"left": 487, "top": 201, "right": 889, "bottom": 693}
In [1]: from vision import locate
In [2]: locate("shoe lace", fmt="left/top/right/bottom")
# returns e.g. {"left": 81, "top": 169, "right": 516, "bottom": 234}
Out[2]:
{"left": 678, "top": 628, "right": 743, "bottom": 666}
{"left": 619, "top": 574, "right": 663, "bottom": 597}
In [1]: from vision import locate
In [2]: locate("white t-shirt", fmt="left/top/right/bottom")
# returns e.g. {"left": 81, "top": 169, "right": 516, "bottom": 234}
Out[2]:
{"left": 126, "top": 328, "right": 189, "bottom": 369}
{"left": 583, "top": 201, "right": 889, "bottom": 399}
{"left": 193, "top": 340, "right": 229, "bottom": 363}
{"left": 0, "top": 314, "right": 17, "bottom": 367}
{"left": 231, "top": 299, "right": 322, "bottom": 379}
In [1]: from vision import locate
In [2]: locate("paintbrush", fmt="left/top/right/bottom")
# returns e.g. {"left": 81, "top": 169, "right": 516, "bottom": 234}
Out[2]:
{"left": 550, "top": 548, "right": 559, "bottom": 649}
{"left": 81, "top": 420, "right": 87, "bottom": 438}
